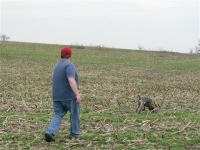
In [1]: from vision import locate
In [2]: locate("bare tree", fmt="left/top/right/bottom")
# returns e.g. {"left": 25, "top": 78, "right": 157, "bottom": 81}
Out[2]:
{"left": 194, "top": 39, "right": 200, "bottom": 54}
{"left": 0, "top": 34, "right": 10, "bottom": 41}
{"left": 138, "top": 44, "right": 144, "bottom": 50}
{"left": 189, "top": 47, "right": 193, "bottom": 54}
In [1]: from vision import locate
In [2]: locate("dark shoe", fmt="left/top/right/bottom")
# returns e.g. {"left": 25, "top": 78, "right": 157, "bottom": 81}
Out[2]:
{"left": 45, "top": 133, "right": 55, "bottom": 142}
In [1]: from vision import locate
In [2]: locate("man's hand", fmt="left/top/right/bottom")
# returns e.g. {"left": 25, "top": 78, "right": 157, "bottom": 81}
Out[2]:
{"left": 68, "top": 77, "right": 81, "bottom": 104}
{"left": 76, "top": 94, "right": 81, "bottom": 104}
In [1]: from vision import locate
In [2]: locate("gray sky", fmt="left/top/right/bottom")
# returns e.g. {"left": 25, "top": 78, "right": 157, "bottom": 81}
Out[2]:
{"left": 1, "top": 0, "right": 199, "bottom": 53}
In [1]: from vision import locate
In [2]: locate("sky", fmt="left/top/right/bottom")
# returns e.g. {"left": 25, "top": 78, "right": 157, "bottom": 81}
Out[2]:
{"left": 0, "top": 0, "right": 199, "bottom": 53}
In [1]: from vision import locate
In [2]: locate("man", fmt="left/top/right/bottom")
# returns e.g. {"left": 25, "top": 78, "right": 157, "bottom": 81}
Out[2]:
{"left": 45, "top": 46, "right": 81, "bottom": 142}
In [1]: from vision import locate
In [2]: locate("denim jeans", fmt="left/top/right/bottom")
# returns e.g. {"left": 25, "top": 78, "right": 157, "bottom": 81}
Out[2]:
{"left": 45, "top": 99, "right": 80, "bottom": 137}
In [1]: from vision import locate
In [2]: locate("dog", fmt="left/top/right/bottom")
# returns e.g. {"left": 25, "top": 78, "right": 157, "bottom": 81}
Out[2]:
{"left": 136, "top": 95, "right": 154, "bottom": 114}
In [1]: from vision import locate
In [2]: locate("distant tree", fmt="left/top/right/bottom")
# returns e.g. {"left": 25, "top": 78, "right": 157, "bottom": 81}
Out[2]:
{"left": 138, "top": 44, "right": 144, "bottom": 50}
{"left": 189, "top": 47, "right": 193, "bottom": 54}
{"left": 0, "top": 34, "right": 10, "bottom": 41}
{"left": 195, "top": 39, "right": 200, "bottom": 54}
{"left": 158, "top": 46, "right": 164, "bottom": 51}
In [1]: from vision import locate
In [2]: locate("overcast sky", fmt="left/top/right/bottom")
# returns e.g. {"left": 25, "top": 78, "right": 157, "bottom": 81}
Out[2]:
{"left": 1, "top": 0, "right": 199, "bottom": 53}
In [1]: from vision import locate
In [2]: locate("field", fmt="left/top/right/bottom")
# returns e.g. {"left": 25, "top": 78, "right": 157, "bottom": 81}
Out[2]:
{"left": 1, "top": 41, "right": 200, "bottom": 150}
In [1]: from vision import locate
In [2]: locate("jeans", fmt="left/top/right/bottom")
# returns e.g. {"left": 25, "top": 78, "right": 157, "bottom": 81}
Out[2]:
{"left": 45, "top": 99, "right": 80, "bottom": 137}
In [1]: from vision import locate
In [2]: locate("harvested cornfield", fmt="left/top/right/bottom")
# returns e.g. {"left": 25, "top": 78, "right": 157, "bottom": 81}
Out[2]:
{"left": 1, "top": 41, "right": 200, "bottom": 150}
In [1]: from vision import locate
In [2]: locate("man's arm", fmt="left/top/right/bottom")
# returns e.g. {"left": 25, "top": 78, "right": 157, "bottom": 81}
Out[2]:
{"left": 68, "top": 77, "right": 81, "bottom": 104}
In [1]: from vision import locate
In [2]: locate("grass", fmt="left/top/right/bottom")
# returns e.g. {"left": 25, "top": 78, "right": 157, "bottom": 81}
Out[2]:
{"left": 1, "top": 41, "right": 200, "bottom": 149}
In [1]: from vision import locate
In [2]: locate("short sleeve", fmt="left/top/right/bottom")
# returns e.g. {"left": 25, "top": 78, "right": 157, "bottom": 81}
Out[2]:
{"left": 66, "top": 64, "right": 76, "bottom": 78}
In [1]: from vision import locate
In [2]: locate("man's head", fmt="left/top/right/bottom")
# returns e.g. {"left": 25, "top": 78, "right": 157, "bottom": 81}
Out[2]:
{"left": 61, "top": 46, "right": 72, "bottom": 59}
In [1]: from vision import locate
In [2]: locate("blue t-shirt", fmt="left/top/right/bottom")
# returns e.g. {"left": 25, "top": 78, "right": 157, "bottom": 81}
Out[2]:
{"left": 52, "top": 60, "right": 79, "bottom": 101}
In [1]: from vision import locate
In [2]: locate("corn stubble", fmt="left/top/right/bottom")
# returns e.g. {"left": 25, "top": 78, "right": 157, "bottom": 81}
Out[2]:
{"left": 1, "top": 42, "right": 200, "bottom": 150}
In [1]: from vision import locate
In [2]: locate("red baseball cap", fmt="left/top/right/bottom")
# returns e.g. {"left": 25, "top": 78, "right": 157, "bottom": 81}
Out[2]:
{"left": 61, "top": 46, "right": 72, "bottom": 57}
